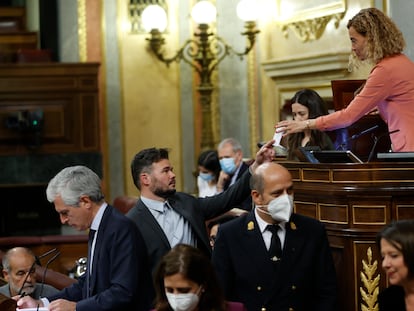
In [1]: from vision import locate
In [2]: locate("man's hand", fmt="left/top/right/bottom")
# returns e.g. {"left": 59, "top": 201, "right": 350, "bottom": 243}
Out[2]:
{"left": 49, "top": 298, "right": 77, "bottom": 311}
{"left": 217, "top": 171, "right": 230, "bottom": 192}
{"left": 250, "top": 140, "right": 275, "bottom": 173}
{"left": 16, "top": 295, "right": 43, "bottom": 308}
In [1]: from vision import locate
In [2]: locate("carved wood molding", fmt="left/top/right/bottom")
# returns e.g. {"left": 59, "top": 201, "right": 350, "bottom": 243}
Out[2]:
{"left": 281, "top": 12, "right": 345, "bottom": 42}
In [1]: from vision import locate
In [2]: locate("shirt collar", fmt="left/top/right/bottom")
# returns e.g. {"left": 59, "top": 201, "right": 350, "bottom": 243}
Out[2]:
{"left": 141, "top": 196, "right": 166, "bottom": 213}
{"left": 90, "top": 202, "right": 107, "bottom": 231}
{"left": 254, "top": 206, "right": 286, "bottom": 233}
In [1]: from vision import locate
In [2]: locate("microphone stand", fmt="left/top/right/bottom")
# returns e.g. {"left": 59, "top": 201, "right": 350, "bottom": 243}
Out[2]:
{"left": 39, "top": 251, "right": 61, "bottom": 298}
{"left": 367, "top": 129, "right": 400, "bottom": 163}
{"left": 337, "top": 125, "right": 380, "bottom": 151}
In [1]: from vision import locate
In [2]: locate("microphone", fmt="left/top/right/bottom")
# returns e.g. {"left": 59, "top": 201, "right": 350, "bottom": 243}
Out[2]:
{"left": 367, "top": 129, "right": 400, "bottom": 163}
{"left": 17, "top": 248, "right": 59, "bottom": 296}
{"left": 39, "top": 250, "right": 61, "bottom": 299}
{"left": 34, "top": 247, "right": 58, "bottom": 266}
{"left": 337, "top": 125, "right": 380, "bottom": 150}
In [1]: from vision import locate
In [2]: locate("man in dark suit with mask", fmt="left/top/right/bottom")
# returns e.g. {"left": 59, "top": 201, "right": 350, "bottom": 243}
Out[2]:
{"left": 212, "top": 162, "right": 338, "bottom": 311}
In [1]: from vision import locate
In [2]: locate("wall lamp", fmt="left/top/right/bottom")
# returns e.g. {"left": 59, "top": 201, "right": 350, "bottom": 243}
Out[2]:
{"left": 142, "top": 0, "right": 259, "bottom": 150}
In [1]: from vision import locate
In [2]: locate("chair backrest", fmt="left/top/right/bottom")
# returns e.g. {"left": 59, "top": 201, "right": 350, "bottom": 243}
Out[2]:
{"left": 15, "top": 48, "right": 52, "bottom": 63}
{"left": 113, "top": 196, "right": 138, "bottom": 214}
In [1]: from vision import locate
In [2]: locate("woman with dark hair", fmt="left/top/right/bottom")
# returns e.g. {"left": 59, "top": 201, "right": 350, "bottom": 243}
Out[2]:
{"left": 277, "top": 8, "right": 414, "bottom": 152}
{"left": 197, "top": 150, "right": 221, "bottom": 197}
{"left": 284, "top": 89, "right": 334, "bottom": 160}
{"left": 376, "top": 219, "right": 414, "bottom": 311}
{"left": 153, "top": 244, "right": 246, "bottom": 311}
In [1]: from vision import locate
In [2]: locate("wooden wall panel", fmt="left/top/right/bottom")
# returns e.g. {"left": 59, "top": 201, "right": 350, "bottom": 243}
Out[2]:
{"left": 0, "top": 63, "right": 100, "bottom": 155}
{"left": 282, "top": 161, "right": 414, "bottom": 311}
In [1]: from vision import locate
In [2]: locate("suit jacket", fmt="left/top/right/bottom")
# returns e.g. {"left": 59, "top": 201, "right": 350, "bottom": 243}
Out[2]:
{"left": 212, "top": 212, "right": 338, "bottom": 311}
{"left": 126, "top": 168, "right": 251, "bottom": 276}
{"left": 48, "top": 205, "right": 151, "bottom": 311}
{"left": 223, "top": 162, "right": 252, "bottom": 211}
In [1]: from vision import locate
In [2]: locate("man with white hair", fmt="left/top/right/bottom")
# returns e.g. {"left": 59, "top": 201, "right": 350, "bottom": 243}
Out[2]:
{"left": 0, "top": 247, "right": 58, "bottom": 299}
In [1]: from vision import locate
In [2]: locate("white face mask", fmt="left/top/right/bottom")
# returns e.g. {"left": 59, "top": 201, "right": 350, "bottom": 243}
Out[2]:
{"left": 256, "top": 194, "right": 294, "bottom": 223}
{"left": 166, "top": 292, "right": 200, "bottom": 311}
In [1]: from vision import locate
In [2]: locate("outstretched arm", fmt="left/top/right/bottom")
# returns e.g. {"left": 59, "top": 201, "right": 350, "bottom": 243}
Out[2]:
{"left": 249, "top": 140, "right": 276, "bottom": 173}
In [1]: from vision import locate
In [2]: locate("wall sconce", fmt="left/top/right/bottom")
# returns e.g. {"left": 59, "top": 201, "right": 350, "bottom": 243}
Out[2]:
{"left": 142, "top": 0, "right": 259, "bottom": 150}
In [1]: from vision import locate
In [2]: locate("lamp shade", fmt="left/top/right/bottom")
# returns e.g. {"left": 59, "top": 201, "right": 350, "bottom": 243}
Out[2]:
{"left": 191, "top": 1, "right": 217, "bottom": 24}
{"left": 236, "top": 0, "right": 258, "bottom": 22}
{"left": 142, "top": 4, "right": 168, "bottom": 32}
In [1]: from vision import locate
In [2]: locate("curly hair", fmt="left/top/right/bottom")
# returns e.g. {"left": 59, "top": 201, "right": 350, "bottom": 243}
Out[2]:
{"left": 347, "top": 7, "right": 406, "bottom": 64}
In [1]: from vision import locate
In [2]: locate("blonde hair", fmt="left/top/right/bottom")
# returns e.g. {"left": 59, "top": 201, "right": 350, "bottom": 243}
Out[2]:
{"left": 347, "top": 8, "right": 406, "bottom": 64}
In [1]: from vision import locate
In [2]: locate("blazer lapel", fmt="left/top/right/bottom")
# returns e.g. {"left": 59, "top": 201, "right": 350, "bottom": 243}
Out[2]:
{"left": 89, "top": 206, "right": 112, "bottom": 293}
{"left": 135, "top": 200, "right": 171, "bottom": 248}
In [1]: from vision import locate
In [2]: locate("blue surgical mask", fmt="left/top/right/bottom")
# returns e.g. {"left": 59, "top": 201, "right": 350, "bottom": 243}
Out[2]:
{"left": 219, "top": 158, "right": 237, "bottom": 174}
{"left": 199, "top": 172, "right": 214, "bottom": 182}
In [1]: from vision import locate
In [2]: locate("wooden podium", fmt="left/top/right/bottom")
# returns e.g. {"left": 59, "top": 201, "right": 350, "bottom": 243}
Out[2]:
{"left": 0, "top": 293, "right": 16, "bottom": 311}
{"left": 282, "top": 161, "right": 414, "bottom": 311}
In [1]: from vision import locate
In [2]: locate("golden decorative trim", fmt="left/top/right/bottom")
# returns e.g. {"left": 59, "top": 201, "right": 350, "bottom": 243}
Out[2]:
{"left": 211, "top": 68, "right": 220, "bottom": 147}
{"left": 281, "top": 13, "right": 344, "bottom": 42}
{"left": 360, "top": 247, "right": 380, "bottom": 311}
{"left": 319, "top": 203, "right": 349, "bottom": 224}
{"left": 77, "top": 0, "right": 87, "bottom": 62}
{"left": 276, "top": 0, "right": 346, "bottom": 42}
{"left": 296, "top": 167, "right": 414, "bottom": 184}
{"left": 248, "top": 44, "right": 258, "bottom": 156}
{"left": 352, "top": 205, "right": 387, "bottom": 225}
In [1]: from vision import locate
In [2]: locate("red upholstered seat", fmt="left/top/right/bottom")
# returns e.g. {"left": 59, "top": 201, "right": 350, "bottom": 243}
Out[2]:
{"left": 113, "top": 196, "right": 138, "bottom": 214}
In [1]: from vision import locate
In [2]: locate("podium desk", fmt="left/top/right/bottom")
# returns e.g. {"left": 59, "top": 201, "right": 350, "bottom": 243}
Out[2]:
{"left": 281, "top": 161, "right": 414, "bottom": 311}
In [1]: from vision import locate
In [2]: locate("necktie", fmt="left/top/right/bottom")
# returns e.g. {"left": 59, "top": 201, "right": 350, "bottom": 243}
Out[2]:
{"left": 266, "top": 224, "right": 282, "bottom": 262}
{"left": 87, "top": 229, "right": 96, "bottom": 297}
{"left": 164, "top": 202, "right": 174, "bottom": 245}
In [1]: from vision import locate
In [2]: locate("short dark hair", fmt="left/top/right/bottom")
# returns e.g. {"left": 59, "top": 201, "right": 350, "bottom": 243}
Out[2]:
{"left": 154, "top": 244, "right": 226, "bottom": 311}
{"left": 250, "top": 169, "right": 265, "bottom": 195}
{"left": 197, "top": 150, "right": 221, "bottom": 180}
{"left": 377, "top": 219, "right": 414, "bottom": 278}
{"left": 130, "top": 148, "right": 169, "bottom": 190}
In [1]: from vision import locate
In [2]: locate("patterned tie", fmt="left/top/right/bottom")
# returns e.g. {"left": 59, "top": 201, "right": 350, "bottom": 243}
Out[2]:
{"left": 266, "top": 224, "right": 282, "bottom": 262}
{"left": 87, "top": 229, "right": 96, "bottom": 297}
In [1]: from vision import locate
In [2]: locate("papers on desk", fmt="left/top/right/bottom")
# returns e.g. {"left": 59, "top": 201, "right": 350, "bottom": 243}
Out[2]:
{"left": 17, "top": 308, "right": 48, "bottom": 311}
